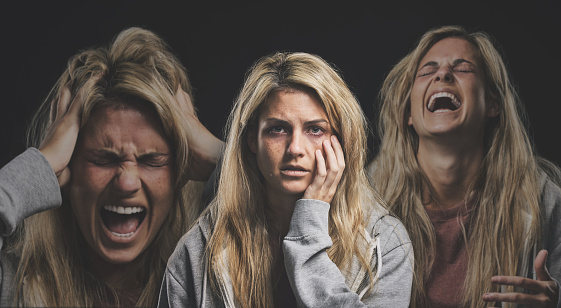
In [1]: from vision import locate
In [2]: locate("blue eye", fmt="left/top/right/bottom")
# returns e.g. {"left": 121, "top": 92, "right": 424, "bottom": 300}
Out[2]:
{"left": 309, "top": 127, "right": 324, "bottom": 136}
{"left": 269, "top": 126, "right": 286, "bottom": 134}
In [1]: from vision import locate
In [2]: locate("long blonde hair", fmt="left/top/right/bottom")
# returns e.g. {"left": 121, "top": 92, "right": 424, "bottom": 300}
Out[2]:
{"left": 7, "top": 27, "right": 203, "bottom": 307}
{"left": 368, "top": 25, "right": 547, "bottom": 307}
{"left": 205, "top": 52, "right": 379, "bottom": 307}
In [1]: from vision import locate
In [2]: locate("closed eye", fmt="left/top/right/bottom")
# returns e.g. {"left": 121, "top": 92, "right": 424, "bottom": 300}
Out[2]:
{"left": 417, "top": 67, "right": 437, "bottom": 78}
{"left": 138, "top": 153, "right": 170, "bottom": 168}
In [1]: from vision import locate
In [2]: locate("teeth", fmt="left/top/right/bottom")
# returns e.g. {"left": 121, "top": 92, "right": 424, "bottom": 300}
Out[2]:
{"left": 111, "top": 231, "right": 135, "bottom": 237}
{"left": 427, "top": 92, "right": 461, "bottom": 111}
{"left": 103, "top": 205, "right": 145, "bottom": 214}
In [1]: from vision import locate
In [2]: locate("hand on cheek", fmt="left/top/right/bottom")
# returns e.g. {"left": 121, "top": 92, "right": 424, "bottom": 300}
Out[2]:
{"left": 303, "top": 135, "right": 345, "bottom": 203}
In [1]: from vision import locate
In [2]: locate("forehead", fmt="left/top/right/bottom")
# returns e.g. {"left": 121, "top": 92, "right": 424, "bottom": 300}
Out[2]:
{"left": 420, "top": 37, "right": 480, "bottom": 65}
{"left": 80, "top": 101, "right": 169, "bottom": 148}
{"left": 260, "top": 89, "right": 327, "bottom": 121}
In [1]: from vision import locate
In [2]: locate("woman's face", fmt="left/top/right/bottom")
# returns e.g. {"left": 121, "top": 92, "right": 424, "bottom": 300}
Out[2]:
{"left": 68, "top": 101, "right": 174, "bottom": 265}
{"left": 409, "top": 37, "right": 498, "bottom": 141}
{"left": 249, "top": 89, "right": 333, "bottom": 199}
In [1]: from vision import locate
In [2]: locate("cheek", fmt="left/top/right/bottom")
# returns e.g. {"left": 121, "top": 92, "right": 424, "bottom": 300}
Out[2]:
{"left": 144, "top": 167, "right": 174, "bottom": 204}
{"left": 68, "top": 163, "right": 113, "bottom": 206}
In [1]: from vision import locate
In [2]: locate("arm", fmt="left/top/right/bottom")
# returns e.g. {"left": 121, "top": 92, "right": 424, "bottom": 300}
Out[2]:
{"left": 482, "top": 179, "right": 561, "bottom": 307}
{"left": 158, "top": 222, "right": 210, "bottom": 308}
{"left": 283, "top": 199, "right": 365, "bottom": 307}
{"left": 283, "top": 201, "right": 413, "bottom": 308}
{"left": 0, "top": 76, "right": 97, "bottom": 242}
{"left": 0, "top": 148, "right": 61, "bottom": 246}
{"left": 158, "top": 259, "right": 197, "bottom": 308}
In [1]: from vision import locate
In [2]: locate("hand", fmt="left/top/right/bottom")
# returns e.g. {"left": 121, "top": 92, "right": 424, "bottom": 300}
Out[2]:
{"left": 174, "top": 88, "right": 224, "bottom": 181}
{"left": 302, "top": 135, "right": 345, "bottom": 204}
{"left": 39, "top": 77, "right": 98, "bottom": 187}
{"left": 482, "top": 250, "right": 559, "bottom": 307}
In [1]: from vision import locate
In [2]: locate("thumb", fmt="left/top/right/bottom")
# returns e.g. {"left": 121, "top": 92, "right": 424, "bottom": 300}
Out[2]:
{"left": 535, "top": 249, "right": 553, "bottom": 281}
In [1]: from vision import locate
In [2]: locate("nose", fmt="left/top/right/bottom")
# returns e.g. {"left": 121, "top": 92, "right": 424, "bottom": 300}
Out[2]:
{"left": 286, "top": 132, "right": 305, "bottom": 157}
{"left": 434, "top": 66, "right": 454, "bottom": 83}
{"left": 113, "top": 163, "right": 141, "bottom": 195}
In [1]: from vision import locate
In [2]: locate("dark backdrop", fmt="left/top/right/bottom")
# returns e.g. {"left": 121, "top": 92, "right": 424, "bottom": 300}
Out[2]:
{"left": 2, "top": 1, "right": 560, "bottom": 168}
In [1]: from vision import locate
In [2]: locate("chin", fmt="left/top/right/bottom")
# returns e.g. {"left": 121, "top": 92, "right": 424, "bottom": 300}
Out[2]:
{"left": 97, "top": 246, "right": 144, "bottom": 265}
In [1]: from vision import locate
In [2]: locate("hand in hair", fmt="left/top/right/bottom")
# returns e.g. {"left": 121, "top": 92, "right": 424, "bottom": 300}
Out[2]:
{"left": 482, "top": 250, "right": 559, "bottom": 307}
{"left": 39, "top": 77, "right": 99, "bottom": 187}
{"left": 174, "top": 88, "right": 224, "bottom": 181}
{"left": 302, "top": 135, "right": 345, "bottom": 204}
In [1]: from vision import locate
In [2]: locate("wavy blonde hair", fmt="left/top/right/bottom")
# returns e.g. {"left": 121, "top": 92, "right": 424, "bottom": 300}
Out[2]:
{"left": 368, "top": 25, "right": 551, "bottom": 307}
{"left": 205, "top": 52, "right": 380, "bottom": 307}
{"left": 7, "top": 27, "right": 204, "bottom": 307}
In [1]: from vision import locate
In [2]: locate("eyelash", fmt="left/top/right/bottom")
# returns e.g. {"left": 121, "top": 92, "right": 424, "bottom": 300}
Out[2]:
{"left": 417, "top": 68, "right": 473, "bottom": 77}
{"left": 308, "top": 126, "right": 325, "bottom": 136}
{"left": 89, "top": 159, "right": 167, "bottom": 168}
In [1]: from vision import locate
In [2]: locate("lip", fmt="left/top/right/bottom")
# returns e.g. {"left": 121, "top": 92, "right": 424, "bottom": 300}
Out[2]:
{"left": 280, "top": 165, "right": 310, "bottom": 177}
{"left": 426, "top": 89, "right": 461, "bottom": 113}
{"left": 99, "top": 202, "right": 148, "bottom": 244}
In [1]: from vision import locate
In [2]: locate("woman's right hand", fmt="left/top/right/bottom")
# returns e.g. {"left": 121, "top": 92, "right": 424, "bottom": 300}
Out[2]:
{"left": 39, "top": 78, "right": 96, "bottom": 187}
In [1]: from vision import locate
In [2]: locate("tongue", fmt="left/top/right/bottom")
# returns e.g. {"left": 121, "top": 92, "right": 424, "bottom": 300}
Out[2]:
{"left": 102, "top": 211, "right": 141, "bottom": 235}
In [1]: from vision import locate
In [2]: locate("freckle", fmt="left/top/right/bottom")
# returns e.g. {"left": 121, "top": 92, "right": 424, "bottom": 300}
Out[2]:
{"left": 269, "top": 173, "right": 273, "bottom": 177}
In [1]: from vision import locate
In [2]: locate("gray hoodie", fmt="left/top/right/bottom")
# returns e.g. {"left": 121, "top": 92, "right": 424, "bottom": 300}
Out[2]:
{"left": 158, "top": 199, "right": 414, "bottom": 307}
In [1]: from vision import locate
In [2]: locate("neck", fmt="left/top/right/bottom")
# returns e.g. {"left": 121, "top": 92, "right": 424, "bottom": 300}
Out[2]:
{"left": 84, "top": 245, "right": 142, "bottom": 290}
{"left": 264, "top": 189, "right": 301, "bottom": 238}
{"left": 417, "top": 136, "right": 484, "bottom": 210}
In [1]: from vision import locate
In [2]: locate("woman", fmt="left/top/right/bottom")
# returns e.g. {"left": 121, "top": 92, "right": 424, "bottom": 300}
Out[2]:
{"left": 0, "top": 27, "right": 222, "bottom": 306}
{"left": 158, "top": 52, "right": 414, "bottom": 307}
{"left": 368, "top": 25, "right": 561, "bottom": 307}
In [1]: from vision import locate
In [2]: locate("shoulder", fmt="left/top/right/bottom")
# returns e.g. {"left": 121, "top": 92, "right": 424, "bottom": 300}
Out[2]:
{"left": 170, "top": 212, "right": 211, "bottom": 264}
{"left": 366, "top": 205, "right": 411, "bottom": 257}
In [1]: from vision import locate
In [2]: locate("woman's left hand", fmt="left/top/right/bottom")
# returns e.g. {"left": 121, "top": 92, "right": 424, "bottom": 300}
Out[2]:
{"left": 302, "top": 135, "right": 345, "bottom": 203}
{"left": 482, "top": 250, "right": 559, "bottom": 307}
{"left": 174, "top": 88, "right": 224, "bottom": 181}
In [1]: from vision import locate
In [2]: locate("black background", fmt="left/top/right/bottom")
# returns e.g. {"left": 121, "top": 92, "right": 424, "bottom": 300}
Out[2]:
{"left": 2, "top": 1, "right": 560, "bottom": 168}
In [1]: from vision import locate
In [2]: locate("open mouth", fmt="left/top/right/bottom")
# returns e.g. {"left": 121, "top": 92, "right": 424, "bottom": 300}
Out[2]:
{"left": 427, "top": 92, "right": 461, "bottom": 113}
{"left": 100, "top": 205, "right": 146, "bottom": 237}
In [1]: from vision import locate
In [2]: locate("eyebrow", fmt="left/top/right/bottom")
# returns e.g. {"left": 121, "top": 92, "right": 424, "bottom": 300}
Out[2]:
{"left": 418, "top": 58, "right": 475, "bottom": 70}
{"left": 263, "top": 118, "right": 329, "bottom": 126}
{"left": 88, "top": 149, "right": 169, "bottom": 158}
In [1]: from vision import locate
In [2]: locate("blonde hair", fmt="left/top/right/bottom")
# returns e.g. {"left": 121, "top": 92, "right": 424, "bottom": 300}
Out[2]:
{"left": 205, "top": 52, "right": 380, "bottom": 307}
{"left": 368, "top": 25, "right": 549, "bottom": 307}
{"left": 7, "top": 27, "right": 204, "bottom": 307}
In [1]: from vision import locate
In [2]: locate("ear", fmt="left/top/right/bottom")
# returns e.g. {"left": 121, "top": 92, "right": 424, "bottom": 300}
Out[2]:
{"left": 486, "top": 98, "right": 499, "bottom": 118}
{"left": 247, "top": 128, "right": 257, "bottom": 154}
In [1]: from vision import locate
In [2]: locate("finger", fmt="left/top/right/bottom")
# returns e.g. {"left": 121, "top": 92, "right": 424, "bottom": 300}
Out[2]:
{"left": 322, "top": 138, "right": 344, "bottom": 200}
{"left": 303, "top": 149, "right": 326, "bottom": 200}
{"left": 175, "top": 88, "right": 196, "bottom": 115}
{"left": 482, "top": 291, "right": 548, "bottom": 305}
{"left": 53, "top": 86, "right": 72, "bottom": 122}
{"left": 66, "top": 76, "right": 99, "bottom": 117}
{"left": 322, "top": 139, "right": 339, "bottom": 186}
{"left": 330, "top": 135, "right": 345, "bottom": 174}
{"left": 491, "top": 275, "right": 551, "bottom": 293}
{"left": 535, "top": 250, "right": 553, "bottom": 282}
